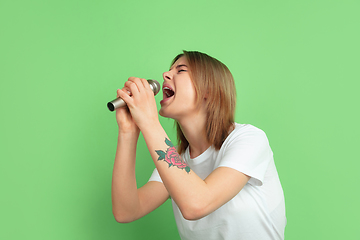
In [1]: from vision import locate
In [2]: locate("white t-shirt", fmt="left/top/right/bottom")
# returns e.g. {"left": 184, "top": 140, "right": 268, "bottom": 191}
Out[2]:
{"left": 149, "top": 124, "right": 286, "bottom": 240}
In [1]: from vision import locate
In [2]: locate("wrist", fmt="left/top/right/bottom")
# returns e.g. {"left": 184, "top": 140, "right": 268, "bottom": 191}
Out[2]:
{"left": 137, "top": 117, "right": 161, "bottom": 133}
{"left": 139, "top": 120, "right": 163, "bottom": 138}
{"left": 118, "top": 129, "right": 140, "bottom": 141}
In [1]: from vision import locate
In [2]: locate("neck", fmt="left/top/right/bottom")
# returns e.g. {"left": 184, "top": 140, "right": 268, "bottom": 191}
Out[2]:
{"left": 177, "top": 110, "right": 211, "bottom": 159}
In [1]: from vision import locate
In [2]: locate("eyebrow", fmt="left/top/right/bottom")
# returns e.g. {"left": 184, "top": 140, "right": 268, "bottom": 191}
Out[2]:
{"left": 170, "top": 64, "right": 188, "bottom": 71}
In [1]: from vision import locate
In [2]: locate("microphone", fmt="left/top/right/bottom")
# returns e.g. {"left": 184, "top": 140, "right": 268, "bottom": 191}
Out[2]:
{"left": 107, "top": 79, "right": 161, "bottom": 111}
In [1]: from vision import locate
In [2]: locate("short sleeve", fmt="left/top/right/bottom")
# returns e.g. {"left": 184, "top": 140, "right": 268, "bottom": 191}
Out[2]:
{"left": 148, "top": 168, "right": 163, "bottom": 183}
{"left": 218, "top": 125, "right": 272, "bottom": 186}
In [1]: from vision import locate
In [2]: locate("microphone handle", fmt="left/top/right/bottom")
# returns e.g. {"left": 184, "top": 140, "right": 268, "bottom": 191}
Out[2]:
{"left": 107, "top": 79, "right": 160, "bottom": 112}
{"left": 107, "top": 97, "right": 127, "bottom": 111}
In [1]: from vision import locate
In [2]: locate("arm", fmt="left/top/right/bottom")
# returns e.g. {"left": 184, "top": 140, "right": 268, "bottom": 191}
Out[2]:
{"left": 118, "top": 78, "right": 250, "bottom": 220}
{"left": 141, "top": 125, "right": 250, "bottom": 220}
{"left": 111, "top": 89, "right": 169, "bottom": 223}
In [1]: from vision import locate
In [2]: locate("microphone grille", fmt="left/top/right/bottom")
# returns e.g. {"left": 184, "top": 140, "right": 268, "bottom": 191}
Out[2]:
{"left": 147, "top": 79, "right": 161, "bottom": 95}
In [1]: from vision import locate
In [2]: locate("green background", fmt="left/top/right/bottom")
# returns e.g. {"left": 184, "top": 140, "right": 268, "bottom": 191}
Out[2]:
{"left": 1, "top": 0, "right": 359, "bottom": 239}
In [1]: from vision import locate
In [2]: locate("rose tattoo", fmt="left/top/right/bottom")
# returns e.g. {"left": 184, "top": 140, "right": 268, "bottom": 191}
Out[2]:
{"left": 155, "top": 138, "right": 191, "bottom": 173}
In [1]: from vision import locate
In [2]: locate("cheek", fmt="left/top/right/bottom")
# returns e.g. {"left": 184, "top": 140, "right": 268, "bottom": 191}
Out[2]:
{"left": 182, "top": 82, "right": 197, "bottom": 100}
{"left": 188, "top": 88, "right": 197, "bottom": 102}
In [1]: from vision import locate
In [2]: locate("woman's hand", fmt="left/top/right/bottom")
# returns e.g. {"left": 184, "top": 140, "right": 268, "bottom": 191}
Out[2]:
{"left": 115, "top": 87, "right": 140, "bottom": 135}
{"left": 117, "top": 77, "right": 160, "bottom": 131}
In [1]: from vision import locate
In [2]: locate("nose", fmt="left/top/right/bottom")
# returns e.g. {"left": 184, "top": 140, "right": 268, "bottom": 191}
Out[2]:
{"left": 163, "top": 71, "right": 172, "bottom": 81}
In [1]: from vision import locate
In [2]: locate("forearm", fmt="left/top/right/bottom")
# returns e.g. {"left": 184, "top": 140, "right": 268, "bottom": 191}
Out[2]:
{"left": 111, "top": 131, "right": 140, "bottom": 222}
{"left": 141, "top": 123, "right": 210, "bottom": 219}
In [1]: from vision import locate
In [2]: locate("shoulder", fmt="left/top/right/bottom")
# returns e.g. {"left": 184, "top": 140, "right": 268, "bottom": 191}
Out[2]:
{"left": 225, "top": 123, "right": 269, "bottom": 145}
{"left": 219, "top": 123, "right": 272, "bottom": 163}
{"left": 218, "top": 124, "right": 273, "bottom": 186}
{"left": 234, "top": 123, "right": 266, "bottom": 134}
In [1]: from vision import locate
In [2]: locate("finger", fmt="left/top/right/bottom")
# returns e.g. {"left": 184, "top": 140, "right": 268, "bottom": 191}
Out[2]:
{"left": 140, "top": 78, "right": 152, "bottom": 92}
{"left": 117, "top": 88, "right": 130, "bottom": 99}
{"left": 118, "top": 88, "right": 133, "bottom": 105}
{"left": 121, "top": 86, "right": 132, "bottom": 96}
{"left": 128, "top": 81, "right": 140, "bottom": 98}
{"left": 128, "top": 77, "right": 147, "bottom": 92}
{"left": 124, "top": 80, "right": 140, "bottom": 97}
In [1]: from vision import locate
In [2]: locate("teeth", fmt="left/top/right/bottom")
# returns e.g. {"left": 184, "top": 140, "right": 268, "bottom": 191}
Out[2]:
{"left": 163, "top": 87, "right": 174, "bottom": 97}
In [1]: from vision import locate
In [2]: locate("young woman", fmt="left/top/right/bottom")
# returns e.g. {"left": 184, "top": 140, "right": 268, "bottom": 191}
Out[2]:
{"left": 111, "top": 51, "right": 286, "bottom": 240}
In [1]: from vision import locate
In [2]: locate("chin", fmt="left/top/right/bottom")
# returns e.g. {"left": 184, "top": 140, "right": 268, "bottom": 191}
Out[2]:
{"left": 159, "top": 108, "right": 167, "bottom": 118}
{"left": 159, "top": 108, "right": 175, "bottom": 120}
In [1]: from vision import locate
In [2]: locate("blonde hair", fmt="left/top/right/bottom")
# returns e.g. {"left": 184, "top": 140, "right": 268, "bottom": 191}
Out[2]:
{"left": 173, "top": 51, "right": 236, "bottom": 154}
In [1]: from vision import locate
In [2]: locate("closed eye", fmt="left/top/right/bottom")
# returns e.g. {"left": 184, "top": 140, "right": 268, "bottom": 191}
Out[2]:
{"left": 174, "top": 64, "right": 188, "bottom": 73}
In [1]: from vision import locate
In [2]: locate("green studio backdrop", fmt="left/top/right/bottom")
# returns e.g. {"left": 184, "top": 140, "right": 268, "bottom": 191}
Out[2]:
{"left": 1, "top": 0, "right": 359, "bottom": 239}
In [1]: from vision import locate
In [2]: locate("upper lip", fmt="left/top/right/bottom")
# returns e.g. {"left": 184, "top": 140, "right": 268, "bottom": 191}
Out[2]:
{"left": 162, "top": 83, "right": 174, "bottom": 92}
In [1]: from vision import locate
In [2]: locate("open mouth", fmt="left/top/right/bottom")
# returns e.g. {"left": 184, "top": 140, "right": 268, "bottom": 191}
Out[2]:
{"left": 163, "top": 86, "right": 175, "bottom": 99}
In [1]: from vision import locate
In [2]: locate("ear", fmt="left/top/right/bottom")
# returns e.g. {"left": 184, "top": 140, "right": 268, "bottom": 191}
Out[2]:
{"left": 204, "top": 90, "right": 209, "bottom": 100}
